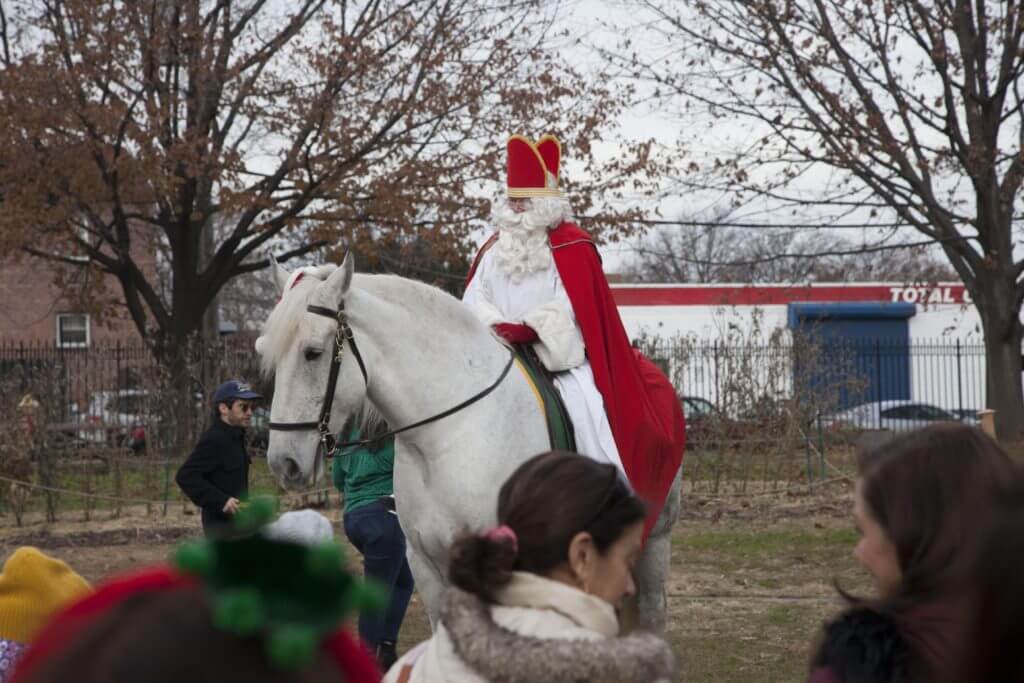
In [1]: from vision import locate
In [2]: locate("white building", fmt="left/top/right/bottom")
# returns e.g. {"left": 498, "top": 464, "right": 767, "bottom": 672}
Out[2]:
{"left": 610, "top": 282, "right": 987, "bottom": 413}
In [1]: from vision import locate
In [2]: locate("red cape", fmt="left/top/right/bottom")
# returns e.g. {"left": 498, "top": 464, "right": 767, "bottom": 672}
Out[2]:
{"left": 466, "top": 223, "right": 686, "bottom": 538}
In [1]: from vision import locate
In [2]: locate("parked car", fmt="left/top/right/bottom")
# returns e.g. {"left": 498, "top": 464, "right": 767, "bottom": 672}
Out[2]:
{"left": 248, "top": 406, "right": 269, "bottom": 453}
{"left": 679, "top": 395, "right": 788, "bottom": 450}
{"left": 77, "top": 389, "right": 155, "bottom": 453}
{"left": 680, "top": 395, "right": 727, "bottom": 450}
{"left": 949, "top": 408, "right": 981, "bottom": 425}
{"left": 681, "top": 396, "right": 718, "bottom": 423}
{"left": 822, "top": 400, "right": 959, "bottom": 432}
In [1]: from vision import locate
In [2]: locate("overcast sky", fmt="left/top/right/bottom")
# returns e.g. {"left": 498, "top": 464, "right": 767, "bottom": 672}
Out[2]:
{"left": 554, "top": 0, "right": 997, "bottom": 277}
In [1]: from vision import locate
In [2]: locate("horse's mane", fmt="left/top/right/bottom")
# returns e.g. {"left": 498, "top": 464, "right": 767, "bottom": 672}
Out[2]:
{"left": 257, "top": 265, "right": 474, "bottom": 379}
{"left": 257, "top": 264, "right": 390, "bottom": 437}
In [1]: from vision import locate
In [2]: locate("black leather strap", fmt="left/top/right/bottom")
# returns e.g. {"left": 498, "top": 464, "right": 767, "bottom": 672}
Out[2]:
{"left": 268, "top": 420, "right": 319, "bottom": 431}
{"left": 269, "top": 296, "right": 514, "bottom": 459}
{"left": 307, "top": 304, "right": 368, "bottom": 385}
{"left": 268, "top": 302, "right": 365, "bottom": 433}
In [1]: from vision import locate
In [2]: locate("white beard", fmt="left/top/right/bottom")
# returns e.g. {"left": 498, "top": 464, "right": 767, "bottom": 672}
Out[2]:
{"left": 492, "top": 196, "right": 572, "bottom": 282}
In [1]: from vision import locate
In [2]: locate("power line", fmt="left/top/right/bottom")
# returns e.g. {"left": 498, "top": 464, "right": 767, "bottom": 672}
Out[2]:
{"left": 612, "top": 218, "right": 956, "bottom": 230}
{"left": 630, "top": 236, "right": 976, "bottom": 268}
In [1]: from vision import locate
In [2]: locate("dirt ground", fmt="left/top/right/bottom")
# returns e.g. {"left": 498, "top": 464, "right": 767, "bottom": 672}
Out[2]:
{"left": 0, "top": 484, "right": 865, "bottom": 683}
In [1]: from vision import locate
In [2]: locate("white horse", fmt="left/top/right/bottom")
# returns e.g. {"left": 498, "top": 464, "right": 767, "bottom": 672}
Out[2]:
{"left": 257, "top": 254, "right": 681, "bottom": 631}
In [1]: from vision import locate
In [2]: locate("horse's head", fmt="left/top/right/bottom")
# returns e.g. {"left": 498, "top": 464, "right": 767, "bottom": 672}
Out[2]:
{"left": 256, "top": 254, "right": 367, "bottom": 489}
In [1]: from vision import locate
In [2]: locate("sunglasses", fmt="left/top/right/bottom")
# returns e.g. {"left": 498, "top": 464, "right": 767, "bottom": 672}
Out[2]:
{"left": 234, "top": 402, "right": 254, "bottom": 413}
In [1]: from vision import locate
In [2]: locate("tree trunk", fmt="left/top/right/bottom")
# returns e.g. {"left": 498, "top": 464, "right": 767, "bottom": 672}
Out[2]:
{"left": 199, "top": 218, "right": 222, "bottom": 390}
{"left": 983, "top": 326, "right": 1024, "bottom": 441}
{"left": 155, "top": 337, "right": 200, "bottom": 467}
{"left": 976, "top": 276, "right": 1024, "bottom": 442}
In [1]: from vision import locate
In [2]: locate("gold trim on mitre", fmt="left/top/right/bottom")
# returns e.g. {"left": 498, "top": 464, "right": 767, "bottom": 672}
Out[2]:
{"left": 508, "top": 134, "right": 546, "bottom": 165}
{"left": 536, "top": 134, "right": 562, "bottom": 152}
{"left": 535, "top": 134, "right": 562, "bottom": 172}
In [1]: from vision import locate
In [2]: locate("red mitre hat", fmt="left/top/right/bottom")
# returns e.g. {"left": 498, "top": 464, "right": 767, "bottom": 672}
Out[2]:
{"left": 507, "top": 134, "right": 563, "bottom": 198}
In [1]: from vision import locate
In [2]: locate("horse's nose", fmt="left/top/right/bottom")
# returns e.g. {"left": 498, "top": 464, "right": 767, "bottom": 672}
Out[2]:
{"left": 282, "top": 456, "right": 302, "bottom": 481}
{"left": 271, "top": 455, "right": 306, "bottom": 489}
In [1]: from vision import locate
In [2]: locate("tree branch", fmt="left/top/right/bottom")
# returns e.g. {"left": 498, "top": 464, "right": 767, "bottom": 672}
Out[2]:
{"left": 631, "top": 234, "right": 976, "bottom": 269}
{"left": 231, "top": 240, "right": 330, "bottom": 276}
{"left": 0, "top": 0, "right": 11, "bottom": 68}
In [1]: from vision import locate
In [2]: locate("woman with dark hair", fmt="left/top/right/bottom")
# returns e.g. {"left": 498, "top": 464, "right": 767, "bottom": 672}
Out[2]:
{"left": 383, "top": 451, "right": 676, "bottom": 683}
{"left": 949, "top": 478, "right": 1024, "bottom": 683}
{"left": 808, "top": 423, "right": 1019, "bottom": 683}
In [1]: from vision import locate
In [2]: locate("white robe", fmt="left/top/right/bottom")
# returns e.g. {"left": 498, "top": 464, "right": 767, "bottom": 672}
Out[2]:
{"left": 462, "top": 246, "right": 626, "bottom": 481}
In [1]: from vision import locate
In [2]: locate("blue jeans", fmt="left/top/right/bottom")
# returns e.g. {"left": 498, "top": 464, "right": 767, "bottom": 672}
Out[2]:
{"left": 343, "top": 500, "right": 414, "bottom": 649}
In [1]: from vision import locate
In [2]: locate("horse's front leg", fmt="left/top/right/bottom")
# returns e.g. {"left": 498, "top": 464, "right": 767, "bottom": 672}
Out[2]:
{"left": 634, "top": 466, "right": 682, "bottom": 633}
{"left": 404, "top": 529, "right": 447, "bottom": 627}
{"left": 393, "top": 443, "right": 449, "bottom": 626}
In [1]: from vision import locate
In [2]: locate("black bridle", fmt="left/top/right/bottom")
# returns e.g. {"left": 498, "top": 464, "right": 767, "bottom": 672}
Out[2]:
{"left": 268, "top": 298, "right": 515, "bottom": 459}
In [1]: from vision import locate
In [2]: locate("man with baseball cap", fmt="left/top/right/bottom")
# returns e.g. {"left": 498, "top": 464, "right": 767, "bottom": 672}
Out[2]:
{"left": 176, "top": 379, "right": 263, "bottom": 537}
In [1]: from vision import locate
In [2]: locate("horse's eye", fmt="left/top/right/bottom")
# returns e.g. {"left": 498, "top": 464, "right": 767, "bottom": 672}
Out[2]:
{"left": 304, "top": 348, "right": 323, "bottom": 361}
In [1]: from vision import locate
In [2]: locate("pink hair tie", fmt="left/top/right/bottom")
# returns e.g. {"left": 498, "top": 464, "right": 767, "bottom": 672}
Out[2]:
{"left": 483, "top": 525, "right": 518, "bottom": 556}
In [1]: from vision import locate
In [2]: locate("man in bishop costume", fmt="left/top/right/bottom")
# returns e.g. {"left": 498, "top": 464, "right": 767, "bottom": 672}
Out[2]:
{"left": 463, "top": 135, "right": 686, "bottom": 537}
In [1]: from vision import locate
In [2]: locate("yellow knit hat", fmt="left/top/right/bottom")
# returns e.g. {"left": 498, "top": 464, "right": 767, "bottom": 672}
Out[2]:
{"left": 0, "top": 547, "right": 92, "bottom": 643}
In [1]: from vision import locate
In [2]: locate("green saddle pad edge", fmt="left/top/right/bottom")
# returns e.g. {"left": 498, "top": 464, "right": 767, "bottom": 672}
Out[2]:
{"left": 512, "top": 346, "right": 577, "bottom": 453}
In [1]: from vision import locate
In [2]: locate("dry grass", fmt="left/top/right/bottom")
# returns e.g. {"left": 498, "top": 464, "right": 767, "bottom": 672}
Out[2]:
{"left": 0, "top": 479, "right": 867, "bottom": 683}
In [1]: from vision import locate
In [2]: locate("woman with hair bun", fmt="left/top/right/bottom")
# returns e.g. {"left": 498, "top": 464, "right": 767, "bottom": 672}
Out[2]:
{"left": 383, "top": 450, "right": 676, "bottom": 683}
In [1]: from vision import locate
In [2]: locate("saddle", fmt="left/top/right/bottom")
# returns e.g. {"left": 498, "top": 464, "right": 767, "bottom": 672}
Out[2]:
{"left": 512, "top": 345, "right": 576, "bottom": 453}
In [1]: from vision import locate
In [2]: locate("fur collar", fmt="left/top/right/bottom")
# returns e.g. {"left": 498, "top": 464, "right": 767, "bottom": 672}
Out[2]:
{"left": 494, "top": 572, "right": 618, "bottom": 638}
{"left": 440, "top": 588, "right": 676, "bottom": 683}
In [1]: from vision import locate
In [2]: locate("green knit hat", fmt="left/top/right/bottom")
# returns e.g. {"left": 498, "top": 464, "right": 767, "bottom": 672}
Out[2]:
{"left": 174, "top": 496, "right": 385, "bottom": 670}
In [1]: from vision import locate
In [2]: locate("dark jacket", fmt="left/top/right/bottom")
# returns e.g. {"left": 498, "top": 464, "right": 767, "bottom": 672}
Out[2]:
{"left": 808, "top": 603, "right": 958, "bottom": 683}
{"left": 175, "top": 419, "right": 250, "bottom": 533}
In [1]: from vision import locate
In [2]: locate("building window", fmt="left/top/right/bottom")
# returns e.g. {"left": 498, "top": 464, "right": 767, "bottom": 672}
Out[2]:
{"left": 56, "top": 314, "right": 90, "bottom": 348}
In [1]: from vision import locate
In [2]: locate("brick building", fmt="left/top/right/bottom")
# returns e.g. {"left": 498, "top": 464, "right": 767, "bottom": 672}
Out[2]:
{"left": 0, "top": 262, "right": 141, "bottom": 347}
{"left": 0, "top": 232, "right": 158, "bottom": 347}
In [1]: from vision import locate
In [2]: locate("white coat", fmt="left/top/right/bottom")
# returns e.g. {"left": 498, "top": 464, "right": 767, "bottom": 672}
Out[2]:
{"left": 462, "top": 245, "right": 626, "bottom": 481}
{"left": 383, "top": 572, "right": 675, "bottom": 683}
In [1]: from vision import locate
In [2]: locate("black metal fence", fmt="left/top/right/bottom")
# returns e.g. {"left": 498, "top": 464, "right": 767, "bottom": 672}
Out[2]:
{"left": 633, "top": 336, "right": 990, "bottom": 494}
{"left": 0, "top": 338, "right": 264, "bottom": 420}
{"left": 0, "top": 339, "right": 278, "bottom": 525}
{"left": 0, "top": 337, "right": 994, "bottom": 510}
{"left": 640, "top": 337, "right": 987, "bottom": 427}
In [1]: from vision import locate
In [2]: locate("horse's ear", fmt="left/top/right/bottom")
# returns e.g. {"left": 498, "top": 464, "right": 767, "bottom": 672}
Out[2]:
{"left": 270, "top": 254, "right": 291, "bottom": 295}
{"left": 322, "top": 252, "right": 354, "bottom": 302}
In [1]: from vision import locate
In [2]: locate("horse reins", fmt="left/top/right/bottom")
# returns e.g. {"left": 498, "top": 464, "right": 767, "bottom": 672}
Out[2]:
{"left": 268, "top": 298, "right": 515, "bottom": 459}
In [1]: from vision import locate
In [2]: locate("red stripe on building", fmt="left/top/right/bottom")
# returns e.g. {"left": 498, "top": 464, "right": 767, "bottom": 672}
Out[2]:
{"left": 610, "top": 284, "right": 970, "bottom": 306}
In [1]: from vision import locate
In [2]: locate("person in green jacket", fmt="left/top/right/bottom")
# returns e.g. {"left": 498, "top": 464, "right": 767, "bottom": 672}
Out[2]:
{"left": 333, "top": 411, "right": 412, "bottom": 672}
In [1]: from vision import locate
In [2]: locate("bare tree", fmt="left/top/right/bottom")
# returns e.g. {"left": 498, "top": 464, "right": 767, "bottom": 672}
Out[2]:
{"left": 217, "top": 267, "right": 280, "bottom": 335}
{"left": 626, "top": 216, "right": 956, "bottom": 284}
{"left": 609, "top": 0, "right": 1024, "bottom": 438}
{"left": 0, "top": 0, "right": 655, "bottom": 373}
{"left": 813, "top": 245, "right": 958, "bottom": 283}
{"left": 217, "top": 231, "right": 469, "bottom": 332}
{"left": 625, "top": 222, "right": 827, "bottom": 283}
